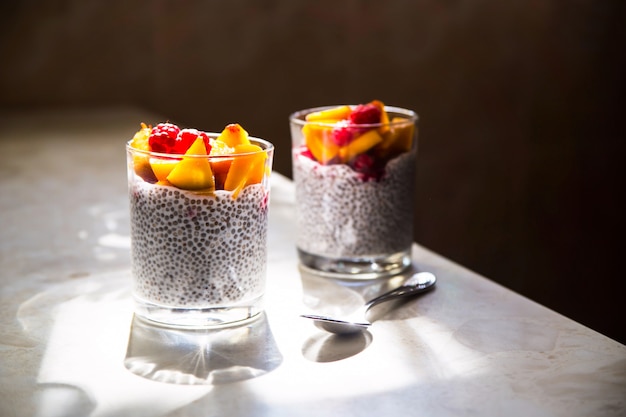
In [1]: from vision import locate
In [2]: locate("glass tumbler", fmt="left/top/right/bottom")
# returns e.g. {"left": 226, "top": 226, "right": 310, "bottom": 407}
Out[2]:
{"left": 290, "top": 104, "right": 418, "bottom": 279}
{"left": 127, "top": 134, "right": 274, "bottom": 327}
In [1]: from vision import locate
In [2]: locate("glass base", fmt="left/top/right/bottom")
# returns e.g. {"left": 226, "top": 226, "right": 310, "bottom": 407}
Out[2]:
{"left": 133, "top": 296, "right": 264, "bottom": 329}
{"left": 297, "top": 248, "right": 412, "bottom": 279}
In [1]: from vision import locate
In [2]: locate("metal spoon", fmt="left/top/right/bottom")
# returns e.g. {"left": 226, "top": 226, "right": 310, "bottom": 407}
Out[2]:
{"left": 301, "top": 272, "right": 436, "bottom": 335}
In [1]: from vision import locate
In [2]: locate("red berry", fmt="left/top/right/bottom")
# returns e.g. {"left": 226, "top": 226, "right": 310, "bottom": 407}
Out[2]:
{"left": 349, "top": 103, "right": 382, "bottom": 125}
{"left": 149, "top": 122, "right": 180, "bottom": 153}
{"left": 299, "top": 146, "right": 315, "bottom": 161}
{"left": 352, "top": 153, "right": 375, "bottom": 172}
{"left": 330, "top": 121, "right": 357, "bottom": 146}
{"left": 351, "top": 153, "right": 383, "bottom": 181}
{"left": 176, "top": 128, "right": 211, "bottom": 154}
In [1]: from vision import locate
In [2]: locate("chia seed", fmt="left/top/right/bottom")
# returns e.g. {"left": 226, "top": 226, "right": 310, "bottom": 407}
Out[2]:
{"left": 293, "top": 149, "right": 416, "bottom": 258}
{"left": 129, "top": 182, "right": 269, "bottom": 308}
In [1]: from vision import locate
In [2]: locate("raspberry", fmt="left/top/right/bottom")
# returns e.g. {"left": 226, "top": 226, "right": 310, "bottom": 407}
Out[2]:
{"left": 177, "top": 128, "right": 211, "bottom": 154}
{"left": 149, "top": 122, "right": 180, "bottom": 153}
{"left": 330, "top": 120, "right": 357, "bottom": 146}
{"left": 349, "top": 103, "right": 382, "bottom": 125}
{"left": 352, "top": 153, "right": 375, "bottom": 172}
{"left": 299, "top": 146, "right": 315, "bottom": 161}
{"left": 148, "top": 123, "right": 212, "bottom": 154}
{"left": 351, "top": 153, "right": 383, "bottom": 181}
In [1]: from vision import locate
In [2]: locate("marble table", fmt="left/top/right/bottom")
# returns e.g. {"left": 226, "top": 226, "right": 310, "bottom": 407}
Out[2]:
{"left": 1, "top": 108, "right": 624, "bottom": 417}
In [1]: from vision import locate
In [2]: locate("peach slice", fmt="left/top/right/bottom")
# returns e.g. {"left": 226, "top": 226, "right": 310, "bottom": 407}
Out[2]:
{"left": 208, "top": 138, "right": 235, "bottom": 190}
{"left": 210, "top": 158, "right": 233, "bottom": 190}
{"left": 224, "top": 144, "right": 266, "bottom": 198}
{"left": 339, "top": 129, "right": 384, "bottom": 162}
{"left": 305, "top": 105, "right": 352, "bottom": 122}
{"left": 149, "top": 157, "right": 180, "bottom": 181}
{"left": 370, "top": 100, "right": 391, "bottom": 134}
{"left": 216, "top": 123, "right": 250, "bottom": 148}
{"left": 377, "top": 117, "right": 415, "bottom": 159}
{"left": 166, "top": 138, "right": 215, "bottom": 191}
{"left": 302, "top": 124, "right": 340, "bottom": 164}
{"left": 130, "top": 123, "right": 157, "bottom": 183}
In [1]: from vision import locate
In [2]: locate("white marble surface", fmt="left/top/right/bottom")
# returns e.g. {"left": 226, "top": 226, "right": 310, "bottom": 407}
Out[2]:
{"left": 1, "top": 108, "right": 625, "bottom": 417}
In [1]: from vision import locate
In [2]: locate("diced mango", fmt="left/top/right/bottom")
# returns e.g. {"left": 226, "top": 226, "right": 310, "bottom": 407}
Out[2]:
{"left": 149, "top": 157, "right": 180, "bottom": 181}
{"left": 305, "top": 105, "right": 352, "bottom": 122}
{"left": 302, "top": 124, "right": 340, "bottom": 164}
{"left": 130, "top": 123, "right": 157, "bottom": 183}
{"left": 339, "top": 129, "right": 384, "bottom": 161}
{"left": 209, "top": 138, "right": 235, "bottom": 156}
{"left": 224, "top": 144, "right": 267, "bottom": 198}
{"left": 370, "top": 100, "right": 391, "bottom": 134}
{"left": 166, "top": 138, "right": 215, "bottom": 191}
{"left": 216, "top": 123, "right": 250, "bottom": 147}
{"left": 133, "top": 158, "right": 157, "bottom": 183}
{"left": 210, "top": 158, "right": 233, "bottom": 190}
{"left": 130, "top": 122, "right": 152, "bottom": 151}
{"left": 377, "top": 117, "right": 415, "bottom": 159}
{"left": 208, "top": 138, "right": 235, "bottom": 190}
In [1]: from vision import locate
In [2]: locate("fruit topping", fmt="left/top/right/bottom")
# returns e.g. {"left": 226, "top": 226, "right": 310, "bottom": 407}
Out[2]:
{"left": 348, "top": 103, "right": 382, "bottom": 125}
{"left": 352, "top": 153, "right": 375, "bottom": 172}
{"left": 305, "top": 105, "right": 352, "bottom": 122}
{"left": 130, "top": 122, "right": 152, "bottom": 151}
{"left": 330, "top": 120, "right": 357, "bottom": 146}
{"left": 208, "top": 139, "right": 236, "bottom": 191}
{"left": 224, "top": 144, "right": 267, "bottom": 198}
{"left": 217, "top": 123, "right": 250, "bottom": 147}
{"left": 376, "top": 117, "right": 416, "bottom": 159}
{"left": 130, "top": 123, "right": 158, "bottom": 183}
{"left": 298, "top": 100, "right": 414, "bottom": 180}
{"left": 166, "top": 138, "right": 215, "bottom": 191}
{"left": 149, "top": 157, "right": 179, "bottom": 182}
{"left": 350, "top": 153, "right": 383, "bottom": 180}
{"left": 130, "top": 122, "right": 267, "bottom": 196}
{"left": 149, "top": 122, "right": 180, "bottom": 153}
{"left": 339, "top": 129, "right": 384, "bottom": 162}
{"left": 178, "top": 128, "right": 211, "bottom": 155}
{"left": 303, "top": 123, "right": 340, "bottom": 164}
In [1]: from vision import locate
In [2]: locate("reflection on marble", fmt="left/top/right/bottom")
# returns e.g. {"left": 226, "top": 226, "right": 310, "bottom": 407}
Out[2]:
{"left": 125, "top": 313, "right": 282, "bottom": 385}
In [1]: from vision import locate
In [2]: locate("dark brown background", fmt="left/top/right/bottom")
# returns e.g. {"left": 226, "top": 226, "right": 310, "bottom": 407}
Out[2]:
{"left": 1, "top": 1, "right": 624, "bottom": 343}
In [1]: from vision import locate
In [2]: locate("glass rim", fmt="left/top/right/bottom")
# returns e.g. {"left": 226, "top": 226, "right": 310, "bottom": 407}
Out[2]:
{"left": 126, "top": 136, "right": 274, "bottom": 160}
{"left": 289, "top": 105, "right": 418, "bottom": 127}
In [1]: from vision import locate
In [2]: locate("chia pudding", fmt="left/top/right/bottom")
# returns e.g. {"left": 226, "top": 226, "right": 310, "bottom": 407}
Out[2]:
{"left": 129, "top": 182, "right": 269, "bottom": 309}
{"left": 293, "top": 147, "right": 416, "bottom": 259}
{"left": 126, "top": 121, "right": 273, "bottom": 326}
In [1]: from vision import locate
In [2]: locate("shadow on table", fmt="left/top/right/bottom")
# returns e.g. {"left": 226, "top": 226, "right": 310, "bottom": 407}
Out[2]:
{"left": 124, "top": 312, "right": 282, "bottom": 385}
{"left": 301, "top": 330, "right": 373, "bottom": 363}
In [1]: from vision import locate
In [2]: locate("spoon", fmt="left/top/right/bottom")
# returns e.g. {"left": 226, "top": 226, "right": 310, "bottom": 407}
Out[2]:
{"left": 301, "top": 272, "right": 436, "bottom": 335}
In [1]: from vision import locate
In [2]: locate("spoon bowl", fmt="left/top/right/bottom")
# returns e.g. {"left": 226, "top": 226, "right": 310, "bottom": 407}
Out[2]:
{"left": 301, "top": 271, "right": 436, "bottom": 335}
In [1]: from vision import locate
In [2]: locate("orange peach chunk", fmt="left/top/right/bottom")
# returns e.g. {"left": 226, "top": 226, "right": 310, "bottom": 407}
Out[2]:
{"left": 130, "top": 123, "right": 157, "bottom": 183}
{"left": 149, "top": 157, "right": 180, "bottom": 182}
{"left": 370, "top": 100, "right": 391, "bottom": 134}
{"left": 166, "top": 138, "right": 215, "bottom": 191}
{"left": 302, "top": 124, "right": 340, "bottom": 164}
{"left": 340, "top": 129, "right": 384, "bottom": 162}
{"left": 224, "top": 144, "right": 266, "bottom": 198}
{"left": 216, "top": 123, "right": 250, "bottom": 148}
{"left": 210, "top": 158, "right": 233, "bottom": 191}
{"left": 305, "top": 105, "right": 352, "bottom": 122}
{"left": 377, "top": 117, "right": 415, "bottom": 159}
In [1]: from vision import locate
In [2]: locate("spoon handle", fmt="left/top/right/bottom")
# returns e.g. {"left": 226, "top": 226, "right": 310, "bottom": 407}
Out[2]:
{"left": 364, "top": 272, "right": 436, "bottom": 312}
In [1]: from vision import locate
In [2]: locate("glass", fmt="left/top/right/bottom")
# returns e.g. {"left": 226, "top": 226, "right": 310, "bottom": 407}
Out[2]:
{"left": 289, "top": 105, "right": 418, "bottom": 279}
{"left": 126, "top": 136, "right": 274, "bottom": 328}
